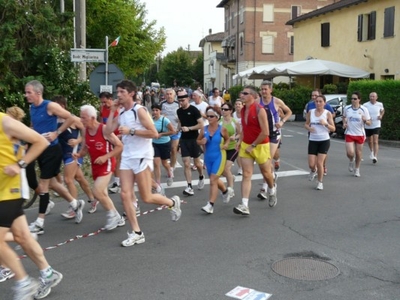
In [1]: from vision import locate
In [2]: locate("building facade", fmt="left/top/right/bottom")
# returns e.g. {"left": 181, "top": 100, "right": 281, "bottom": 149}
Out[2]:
{"left": 216, "top": 0, "right": 336, "bottom": 87}
{"left": 287, "top": 0, "right": 399, "bottom": 85}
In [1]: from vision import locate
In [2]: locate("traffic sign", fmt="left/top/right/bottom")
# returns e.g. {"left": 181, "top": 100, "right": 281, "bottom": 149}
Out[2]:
{"left": 100, "top": 85, "right": 113, "bottom": 94}
{"left": 89, "top": 64, "right": 124, "bottom": 97}
{"left": 70, "top": 49, "right": 106, "bottom": 63}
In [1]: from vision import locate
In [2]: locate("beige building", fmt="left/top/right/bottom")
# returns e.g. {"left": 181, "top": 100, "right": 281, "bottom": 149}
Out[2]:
{"left": 199, "top": 30, "right": 226, "bottom": 94}
{"left": 287, "top": 0, "right": 399, "bottom": 87}
{"left": 216, "top": 0, "right": 335, "bottom": 87}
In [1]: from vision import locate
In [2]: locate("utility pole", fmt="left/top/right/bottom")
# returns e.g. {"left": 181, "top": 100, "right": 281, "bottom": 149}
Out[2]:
{"left": 74, "top": 0, "right": 86, "bottom": 81}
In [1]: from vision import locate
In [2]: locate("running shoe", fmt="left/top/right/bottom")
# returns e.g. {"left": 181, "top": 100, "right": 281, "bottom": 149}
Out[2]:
{"left": 170, "top": 196, "right": 181, "bottom": 221}
{"left": 257, "top": 189, "right": 268, "bottom": 200}
{"left": 29, "top": 221, "right": 44, "bottom": 235}
{"left": 316, "top": 181, "right": 323, "bottom": 190}
{"left": 0, "top": 266, "right": 14, "bottom": 282}
{"left": 373, "top": 157, "right": 377, "bottom": 164}
{"left": 201, "top": 203, "right": 214, "bottom": 214}
{"left": 74, "top": 200, "right": 85, "bottom": 224}
{"left": 166, "top": 176, "right": 174, "bottom": 186}
{"left": 233, "top": 204, "right": 250, "bottom": 216}
{"left": 274, "top": 161, "right": 280, "bottom": 171}
{"left": 354, "top": 168, "right": 360, "bottom": 177}
{"left": 45, "top": 200, "right": 55, "bottom": 215}
{"left": 108, "top": 182, "right": 121, "bottom": 194}
{"left": 348, "top": 159, "right": 355, "bottom": 173}
{"left": 237, "top": 168, "right": 242, "bottom": 175}
{"left": 88, "top": 199, "right": 99, "bottom": 214}
{"left": 34, "top": 269, "right": 63, "bottom": 299}
{"left": 323, "top": 167, "right": 328, "bottom": 176}
{"left": 268, "top": 184, "right": 278, "bottom": 207}
{"left": 183, "top": 187, "right": 194, "bottom": 196}
{"left": 12, "top": 277, "right": 40, "bottom": 300}
{"left": 308, "top": 170, "right": 317, "bottom": 181}
{"left": 227, "top": 186, "right": 235, "bottom": 198}
{"left": 105, "top": 212, "right": 125, "bottom": 231}
{"left": 61, "top": 207, "right": 75, "bottom": 219}
{"left": 198, "top": 177, "right": 205, "bottom": 190}
{"left": 121, "top": 231, "right": 145, "bottom": 247}
{"left": 222, "top": 191, "right": 231, "bottom": 204}
{"left": 369, "top": 152, "right": 375, "bottom": 160}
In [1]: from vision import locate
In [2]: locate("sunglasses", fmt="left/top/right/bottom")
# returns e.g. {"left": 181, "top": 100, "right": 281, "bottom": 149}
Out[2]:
{"left": 221, "top": 108, "right": 231, "bottom": 111}
{"left": 351, "top": 97, "right": 358, "bottom": 100}
{"left": 241, "top": 91, "right": 250, "bottom": 95}
{"left": 206, "top": 115, "right": 216, "bottom": 118}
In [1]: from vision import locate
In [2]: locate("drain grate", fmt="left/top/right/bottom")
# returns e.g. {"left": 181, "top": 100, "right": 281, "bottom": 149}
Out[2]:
{"left": 271, "top": 258, "right": 340, "bottom": 281}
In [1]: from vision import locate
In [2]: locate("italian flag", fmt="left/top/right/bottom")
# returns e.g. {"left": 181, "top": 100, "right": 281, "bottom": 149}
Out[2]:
{"left": 110, "top": 36, "right": 120, "bottom": 47}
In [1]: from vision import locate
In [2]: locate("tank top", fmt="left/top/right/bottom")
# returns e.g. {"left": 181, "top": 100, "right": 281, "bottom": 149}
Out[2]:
{"left": 309, "top": 109, "right": 330, "bottom": 141}
{"left": 204, "top": 125, "right": 223, "bottom": 159}
{"left": 58, "top": 122, "right": 81, "bottom": 156}
{"left": 30, "top": 100, "right": 58, "bottom": 146}
{"left": 0, "top": 113, "right": 24, "bottom": 201}
{"left": 85, "top": 123, "right": 115, "bottom": 167}
{"left": 219, "top": 118, "right": 237, "bottom": 150}
{"left": 241, "top": 102, "right": 269, "bottom": 145}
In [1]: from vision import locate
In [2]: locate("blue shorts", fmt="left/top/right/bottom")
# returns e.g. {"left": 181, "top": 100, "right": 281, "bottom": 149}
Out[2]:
{"left": 63, "top": 155, "right": 83, "bottom": 166}
{"left": 205, "top": 152, "right": 226, "bottom": 176}
{"left": 171, "top": 132, "right": 181, "bottom": 141}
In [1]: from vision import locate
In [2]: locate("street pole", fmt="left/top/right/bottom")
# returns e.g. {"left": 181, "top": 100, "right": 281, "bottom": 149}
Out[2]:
{"left": 105, "top": 36, "right": 109, "bottom": 85}
{"left": 75, "top": 0, "right": 86, "bottom": 81}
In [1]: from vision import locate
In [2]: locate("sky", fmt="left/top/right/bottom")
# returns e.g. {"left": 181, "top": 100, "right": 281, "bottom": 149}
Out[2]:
{"left": 143, "top": 0, "right": 225, "bottom": 56}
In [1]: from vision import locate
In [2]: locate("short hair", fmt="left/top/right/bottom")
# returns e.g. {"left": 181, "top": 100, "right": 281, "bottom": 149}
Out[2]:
{"left": 6, "top": 106, "right": 26, "bottom": 121}
{"left": 261, "top": 80, "right": 272, "bottom": 88}
{"left": 165, "top": 88, "right": 176, "bottom": 96}
{"left": 316, "top": 95, "right": 326, "bottom": 102}
{"left": 26, "top": 80, "right": 44, "bottom": 94}
{"left": 212, "top": 87, "right": 219, "bottom": 93}
{"left": 243, "top": 85, "right": 258, "bottom": 96}
{"left": 151, "top": 103, "right": 162, "bottom": 110}
{"left": 52, "top": 95, "right": 67, "bottom": 108}
{"left": 80, "top": 104, "right": 97, "bottom": 118}
{"left": 99, "top": 92, "right": 113, "bottom": 99}
{"left": 221, "top": 102, "right": 233, "bottom": 110}
{"left": 116, "top": 80, "right": 137, "bottom": 94}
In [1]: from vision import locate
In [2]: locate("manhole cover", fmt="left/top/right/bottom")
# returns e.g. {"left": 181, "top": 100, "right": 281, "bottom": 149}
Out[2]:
{"left": 271, "top": 258, "right": 340, "bottom": 281}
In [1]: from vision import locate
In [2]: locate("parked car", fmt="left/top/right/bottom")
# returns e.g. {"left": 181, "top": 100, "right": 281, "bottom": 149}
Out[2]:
{"left": 303, "top": 94, "right": 347, "bottom": 119}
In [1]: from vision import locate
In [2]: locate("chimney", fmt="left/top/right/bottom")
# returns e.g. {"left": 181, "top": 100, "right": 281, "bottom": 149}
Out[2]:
{"left": 209, "top": 28, "right": 212, "bottom": 35}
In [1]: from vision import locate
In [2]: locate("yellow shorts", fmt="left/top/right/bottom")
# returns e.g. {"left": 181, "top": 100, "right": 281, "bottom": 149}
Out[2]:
{"left": 239, "top": 142, "right": 271, "bottom": 165}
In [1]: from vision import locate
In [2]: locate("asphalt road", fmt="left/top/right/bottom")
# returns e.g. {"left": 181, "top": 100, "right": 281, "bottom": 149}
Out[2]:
{"left": 2, "top": 122, "right": 400, "bottom": 300}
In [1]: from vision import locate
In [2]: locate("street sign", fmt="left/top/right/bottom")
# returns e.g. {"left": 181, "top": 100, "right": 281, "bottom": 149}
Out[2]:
{"left": 89, "top": 64, "right": 124, "bottom": 97}
{"left": 100, "top": 85, "right": 113, "bottom": 94}
{"left": 70, "top": 49, "right": 106, "bottom": 63}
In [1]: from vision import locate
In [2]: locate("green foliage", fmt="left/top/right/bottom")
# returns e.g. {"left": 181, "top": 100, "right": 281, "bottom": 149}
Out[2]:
{"left": 348, "top": 79, "right": 400, "bottom": 140}
{"left": 229, "top": 85, "right": 244, "bottom": 104}
{"left": 192, "top": 53, "right": 204, "bottom": 88}
{"left": 273, "top": 85, "right": 313, "bottom": 115}
{"left": 87, "top": 0, "right": 165, "bottom": 77}
{"left": 336, "top": 81, "right": 348, "bottom": 94}
{"left": 158, "top": 48, "right": 194, "bottom": 87}
{"left": 322, "top": 84, "right": 338, "bottom": 94}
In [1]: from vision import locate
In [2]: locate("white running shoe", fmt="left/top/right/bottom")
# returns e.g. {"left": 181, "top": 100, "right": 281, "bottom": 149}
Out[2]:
{"left": 233, "top": 204, "right": 250, "bottom": 215}
{"left": 316, "top": 181, "right": 324, "bottom": 190}
{"left": 105, "top": 212, "right": 125, "bottom": 231}
{"left": 369, "top": 152, "right": 375, "bottom": 160}
{"left": 121, "top": 231, "right": 145, "bottom": 247}
{"left": 170, "top": 196, "right": 181, "bottom": 221}
{"left": 108, "top": 182, "right": 121, "bottom": 194}
{"left": 268, "top": 184, "right": 278, "bottom": 207}
{"left": 61, "top": 207, "right": 75, "bottom": 219}
{"left": 201, "top": 203, "right": 214, "bottom": 214}
{"left": 74, "top": 200, "right": 85, "bottom": 224}
{"left": 166, "top": 176, "right": 173, "bottom": 186}
{"left": 348, "top": 160, "right": 355, "bottom": 172}
{"left": 227, "top": 186, "right": 235, "bottom": 198}
{"left": 354, "top": 168, "right": 360, "bottom": 177}
{"left": 257, "top": 189, "right": 268, "bottom": 200}
{"left": 373, "top": 157, "right": 377, "bottom": 164}
{"left": 45, "top": 200, "right": 55, "bottom": 215}
{"left": 308, "top": 170, "right": 317, "bottom": 181}
{"left": 34, "top": 269, "right": 63, "bottom": 299}
{"left": 12, "top": 277, "right": 40, "bottom": 300}
{"left": 183, "top": 186, "right": 194, "bottom": 196}
{"left": 198, "top": 177, "right": 205, "bottom": 190}
{"left": 88, "top": 199, "right": 99, "bottom": 214}
{"left": 29, "top": 221, "right": 44, "bottom": 235}
{"left": 0, "top": 266, "right": 15, "bottom": 282}
{"left": 237, "top": 168, "right": 242, "bottom": 175}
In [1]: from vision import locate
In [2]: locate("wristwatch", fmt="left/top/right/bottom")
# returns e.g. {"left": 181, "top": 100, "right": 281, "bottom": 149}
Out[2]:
{"left": 17, "top": 160, "right": 28, "bottom": 168}
{"left": 130, "top": 128, "right": 136, "bottom": 136}
{"left": 251, "top": 143, "right": 257, "bottom": 148}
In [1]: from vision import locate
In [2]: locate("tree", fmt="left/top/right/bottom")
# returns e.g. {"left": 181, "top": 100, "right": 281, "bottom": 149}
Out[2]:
{"left": 192, "top": 53, "right": 204, "bottom": 88}
{"left": 158, "top": 48, "right": 194, "bottom": 87}
{"left": 86, "top": 0, "right": 166, "bottom": 78}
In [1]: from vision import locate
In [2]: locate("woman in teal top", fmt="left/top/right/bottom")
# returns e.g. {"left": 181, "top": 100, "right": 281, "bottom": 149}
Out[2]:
{"left": 151, "top": 104, "right": 175, "bottom": 187}
{"left": 219, "top": 102, "right": 241, "bottom": 199}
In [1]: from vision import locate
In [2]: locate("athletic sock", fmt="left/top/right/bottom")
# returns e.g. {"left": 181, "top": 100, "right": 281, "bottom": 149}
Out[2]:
{"left": 242, "top": 198, "right": 249, "bottom": 207}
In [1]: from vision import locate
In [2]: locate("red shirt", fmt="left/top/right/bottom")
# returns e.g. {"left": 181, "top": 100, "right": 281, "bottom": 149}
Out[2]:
{"left": 241, "top": 102, "right": 269, "bottom": 145}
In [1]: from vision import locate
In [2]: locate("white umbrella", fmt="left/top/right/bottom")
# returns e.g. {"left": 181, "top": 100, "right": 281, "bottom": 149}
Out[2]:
{"left": 248, "top": 59, "right": 369, "bottom": 79}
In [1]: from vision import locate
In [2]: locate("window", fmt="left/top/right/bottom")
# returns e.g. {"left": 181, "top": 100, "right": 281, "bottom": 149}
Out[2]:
{"left": 384, "top": 6, "right": 395, "bottom": 38}
{"left": 240, "top": 35, "right": 244, "bottom": 55}
{"left": 231, "top": 12, "right": 235, "bottom": 28}
{"left": 262, "top": 36, "right": 274, "bottom": 54}
{"left": 263, "top": 4, "right": 274, "bottom": 22}
{"left": 321, "top": 23, "right": 330, "bottom": 47}
{"left": 357, "top": 12, "right": 376, "bottom": 41}
{"left": 289, "top": 36, "right": 294, "bottom": 54}
{"left": 240, "top": 6, "right": 244, "bottom": 24}
{"left": 291, "top": 6, "right": 301, "bottom": 19}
